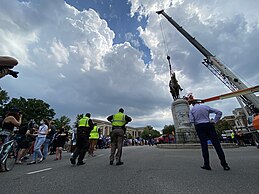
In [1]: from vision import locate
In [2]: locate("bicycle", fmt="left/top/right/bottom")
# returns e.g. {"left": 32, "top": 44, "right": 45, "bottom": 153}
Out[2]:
{"left": 0, "top": 135, "right": 17, "bottom": 172}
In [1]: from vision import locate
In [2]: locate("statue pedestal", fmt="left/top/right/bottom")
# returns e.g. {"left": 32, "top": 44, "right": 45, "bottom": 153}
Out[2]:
{"left": 171, "top": 99, "right": 198, "bottom": 143}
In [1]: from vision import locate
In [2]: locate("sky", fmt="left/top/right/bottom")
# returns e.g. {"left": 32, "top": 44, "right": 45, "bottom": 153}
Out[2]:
{"left": 0, "top": 0, "right": 259, "bottom": 131}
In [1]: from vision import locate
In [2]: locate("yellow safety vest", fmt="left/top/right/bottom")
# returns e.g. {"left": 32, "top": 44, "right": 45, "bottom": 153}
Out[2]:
{"left": 78, "top": 116, "right": 90, "bottom": 127}
{"left": 89, "top": 125, "right": 99, "bottom": 139}
{"left": 112, "top": 112, "right": 126, "bottom": 127}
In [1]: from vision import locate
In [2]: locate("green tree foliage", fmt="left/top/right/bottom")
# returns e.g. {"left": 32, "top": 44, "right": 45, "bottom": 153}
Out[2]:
{"left": 140, "top": 125, "right": 161, "bottom": 139}
{"left": 0, "top": 87, "right": 9, "bottom": 106}
{"left": 162, "top": 124, "right": 175, "bottom": 135}
{"left": 215, "top": 120, "right": 232, "bottom": 135}
{"left": 3, "top": 97, "right": 55, "bottom": 125}
{"left": 127, "top": 133, "right": 133, "bottom": 139}
{"left": 54, "top": 115, "right": 71, "bottom": 132}
{"left": 73, "top": 114, "right": 84, "bottom": 128}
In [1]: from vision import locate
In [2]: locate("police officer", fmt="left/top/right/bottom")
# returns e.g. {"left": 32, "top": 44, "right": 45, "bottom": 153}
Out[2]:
{"left": 189, "top": 100, "right": 230, "bottom": 171}
{"left": 70, "top": 113, "right": 93, "bottom": 165}
{"left": 107, "top": 108, "right": 132, "bottom": 165}
{"left": 88, "top": 123, "right": 99, "bottom": 157}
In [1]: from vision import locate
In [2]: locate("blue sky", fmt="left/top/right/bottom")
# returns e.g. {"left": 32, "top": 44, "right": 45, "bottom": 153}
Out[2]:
{"left": 1, "top": 0, "right": 259, "bottom": 130}
{"left": 65, "top": 0, "right": 151, "bottom": 63}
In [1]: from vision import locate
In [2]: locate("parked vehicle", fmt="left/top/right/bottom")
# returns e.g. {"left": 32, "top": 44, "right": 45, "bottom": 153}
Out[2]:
{"left": 223, "top": 128, "right": 259, "bottom": 147}
{"left": 154, "top": 134, "right": 175, "bottom": 144}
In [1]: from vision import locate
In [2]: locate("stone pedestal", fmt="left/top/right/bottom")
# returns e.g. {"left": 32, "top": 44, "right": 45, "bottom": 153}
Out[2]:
{"left": 171, "top": 99, "right": 198, "bottom": 143}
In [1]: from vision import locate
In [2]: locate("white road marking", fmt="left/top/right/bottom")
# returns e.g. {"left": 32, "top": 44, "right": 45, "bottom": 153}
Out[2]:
{"left": 26, "top": 154, "right": 104, "bottom": 174}
{"left": 26, "top": 168, "right": 52, "bottom": 175}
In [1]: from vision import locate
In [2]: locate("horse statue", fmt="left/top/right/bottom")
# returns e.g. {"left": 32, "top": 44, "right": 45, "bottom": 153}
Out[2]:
{"left": 169, "top": 72, "right": 183, "bottom": 100}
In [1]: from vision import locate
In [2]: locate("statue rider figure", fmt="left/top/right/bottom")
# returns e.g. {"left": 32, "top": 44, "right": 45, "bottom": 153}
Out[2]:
{"left": 169, "top": 72, "right": 183, "bottom": 100}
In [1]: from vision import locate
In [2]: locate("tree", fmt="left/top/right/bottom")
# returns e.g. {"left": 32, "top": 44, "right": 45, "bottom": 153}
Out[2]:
{"left": 73, "top": 114, "right": 84, "bottom": 128}
{"left": 54, "top": 115, "right": 72, "bottom": 132}
{"left": 140, "top": 125, "right": 161, "bottom": 139}
{"left": 127, "top": 133, "right": 133, "bottom": 139}
{"left": 215, "top": 120, "right": 232, "bottom": 135}
{"left": 162, "top": 124, "right": 175, "bottom": 135}
{"left": 0, "top": 87, "right": 10, "bottom": 116}
{"left": 0, "top": 87, "right": 9, "bottom": 106}
{"left": 3, "top": 97, "right": 55, "bottom": 125}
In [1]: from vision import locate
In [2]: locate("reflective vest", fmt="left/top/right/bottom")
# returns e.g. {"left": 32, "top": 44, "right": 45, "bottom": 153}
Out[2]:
{"left": 78, "top": 116, "right": 90, "bottom": 127}
{"left": 89, "top": 125, "right": 99, "bottom": 139}
{"left": 112, "top": 112, "right": 126, "bottom": 127}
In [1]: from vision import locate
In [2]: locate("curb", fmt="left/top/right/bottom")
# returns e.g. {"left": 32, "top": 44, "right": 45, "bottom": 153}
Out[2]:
{"left": 156, "top": 143, "right": 239, "bottom": 149}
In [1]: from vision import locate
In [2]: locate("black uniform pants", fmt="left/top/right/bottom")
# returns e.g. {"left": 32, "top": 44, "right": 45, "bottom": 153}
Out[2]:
{"left": 195, "top": 123, "right": 228, "bottom": 167}
{"left": 72, "top": 136, "right": 89, "bottom": 163}
{"left": 110, "top": 128, "right": 124, "bottom": 162}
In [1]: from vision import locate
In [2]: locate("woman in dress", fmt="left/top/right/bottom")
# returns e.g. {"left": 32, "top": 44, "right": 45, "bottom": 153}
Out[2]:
{"left": 53, "top": 127, "right": 68, "bottom": 160}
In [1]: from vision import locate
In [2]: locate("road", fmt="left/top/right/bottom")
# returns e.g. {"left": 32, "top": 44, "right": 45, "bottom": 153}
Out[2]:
{"left": 0, "top": 145, "right": 258, "bottom": 194}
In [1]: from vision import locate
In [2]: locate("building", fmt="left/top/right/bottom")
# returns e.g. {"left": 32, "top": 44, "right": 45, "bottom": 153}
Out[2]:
{"left": 92, "top": 119, "right": 144, "bottom": 139}
{"left": 221, "top": 115, "right": 236, "bottom": 128}
{"left": 232, "top": 108, "right": 247, "bottom": 129}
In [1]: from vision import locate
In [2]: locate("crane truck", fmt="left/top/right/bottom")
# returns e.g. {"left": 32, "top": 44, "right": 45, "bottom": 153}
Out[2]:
{"left": 156, "top": 10, "right": 259, "bottom": 146}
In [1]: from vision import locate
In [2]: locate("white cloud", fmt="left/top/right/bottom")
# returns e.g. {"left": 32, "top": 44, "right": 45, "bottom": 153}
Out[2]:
{"left": 125, "top": 32, "right": 140, "bottom": 48}
{"left": 130, "top": 0, "right": 259, "bottom": 118}
{"left": 1, "top": 0, "right": 258, "bottom": 131}
{"left": 0, "top": 0, "right": 170, "bottom": 130}
{"left": 50, "top": 38, "right": 69, "bottom": 67}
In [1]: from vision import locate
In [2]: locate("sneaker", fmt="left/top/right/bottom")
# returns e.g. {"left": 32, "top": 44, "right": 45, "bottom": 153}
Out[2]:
{"left": 223, "top": 165, "right": 231, "bottom": 171}
{"left": 116, "top": 161, "right": 124, "bottom": 166}
{"left": 21, "top": 156, "right": 29, "bottom": 161}
{"left": 70, "top": 158, "right": 76, "bottom": 165}
{"left": 201, "top": 165, "right": 211, "bottom": 170}
{"left": 15, "top": 160, "right": 22, "bottom": 164}
{"left": 27, "top": 161, "right": 36, "bottom": 165}
{"left": 54, "top": 158, "right": 59, "bottom": 161}
{"left": 38, "top": 158, "right": 44, "bottom": 163}
{"left": 77, "top": 161, "right": 85, "bottom": 166}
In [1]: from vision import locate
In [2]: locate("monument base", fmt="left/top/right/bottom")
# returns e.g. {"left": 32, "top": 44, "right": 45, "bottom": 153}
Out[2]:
{"left": 171, "top": 99, "right": 198, "bottom": 143}
{"left": 175, "top": 127, "right": 198, "bottom": 144}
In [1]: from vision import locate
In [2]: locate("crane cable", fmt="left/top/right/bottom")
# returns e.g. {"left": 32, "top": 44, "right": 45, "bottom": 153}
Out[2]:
{"left": 159, "top": 17, "right": 173, "bottom": 77}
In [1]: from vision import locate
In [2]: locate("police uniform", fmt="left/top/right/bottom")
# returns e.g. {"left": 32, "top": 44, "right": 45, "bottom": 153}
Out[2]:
{"left": 107, "top": 108, "right": 132, "bottom": 165}
{"left": 88, "top": 124, "right": 99, "bottom": 156}
{"left": 70, "top": 114, "right": 93, "bottom": 165}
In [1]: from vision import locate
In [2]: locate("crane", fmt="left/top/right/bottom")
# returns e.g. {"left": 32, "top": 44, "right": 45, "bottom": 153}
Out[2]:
{"left": 156, "top": 10, "right": 259, "bottom": 116}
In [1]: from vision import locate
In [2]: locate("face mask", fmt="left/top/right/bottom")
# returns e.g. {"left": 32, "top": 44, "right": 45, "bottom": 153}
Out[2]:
{"left": 40, "top": 120, "right": 44, "bottom": 125}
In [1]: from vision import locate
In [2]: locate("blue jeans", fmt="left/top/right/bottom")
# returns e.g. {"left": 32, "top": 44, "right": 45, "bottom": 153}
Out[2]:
{"left": 32, "top": 137, "right": 46, "bottom": 161}
{"left": 43, "top": 138, "right": 51, "bottom": 159}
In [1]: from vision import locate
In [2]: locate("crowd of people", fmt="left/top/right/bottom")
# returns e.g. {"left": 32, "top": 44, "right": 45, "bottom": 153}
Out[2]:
{"left": 0, "top": 109, "right": 71, "bottom": 167}
{"left": 1, "top": 103, "right": 233, "bottom": 172}
{"left": 0, "top": 107, "right": 133, "bottom": 169}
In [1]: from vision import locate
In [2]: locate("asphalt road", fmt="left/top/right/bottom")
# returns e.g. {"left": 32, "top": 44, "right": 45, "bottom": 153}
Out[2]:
{"left": 0, "top": 145, "right": 258, "bottom": 194}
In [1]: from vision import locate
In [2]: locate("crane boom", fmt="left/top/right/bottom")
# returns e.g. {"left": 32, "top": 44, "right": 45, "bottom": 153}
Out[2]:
{"left": 202, "top": 85, "right": 259, "bottom": 103}
{"left": 156, "top": 10, "right": 259, "bottom": 113}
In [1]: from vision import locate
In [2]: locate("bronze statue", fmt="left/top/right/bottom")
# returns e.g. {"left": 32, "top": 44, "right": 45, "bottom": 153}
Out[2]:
{"left": 169, "top": 72, "right": 183, "bottom": 100}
